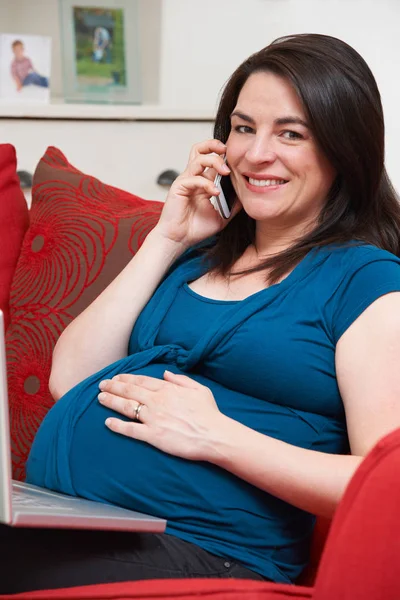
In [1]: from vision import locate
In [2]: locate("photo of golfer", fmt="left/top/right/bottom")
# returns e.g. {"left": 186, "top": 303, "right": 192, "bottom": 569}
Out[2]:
{"left": 92, "top": 26, "right": 111, "bottom": 63}
{"left": 73, "top": 7, "right": 126, "bottom": 88}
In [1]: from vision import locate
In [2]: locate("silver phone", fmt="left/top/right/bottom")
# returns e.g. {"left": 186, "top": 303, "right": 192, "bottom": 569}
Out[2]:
{"left": 210, "top": 157, "right": 236, "bottom": 219}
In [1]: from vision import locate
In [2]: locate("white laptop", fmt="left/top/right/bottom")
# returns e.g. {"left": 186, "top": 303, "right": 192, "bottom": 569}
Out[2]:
{"left": 0, "top": 310, "right": 166, "bottom": 532}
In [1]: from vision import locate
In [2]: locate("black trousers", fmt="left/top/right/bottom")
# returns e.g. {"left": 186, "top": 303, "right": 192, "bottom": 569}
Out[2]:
{"left": 0, "top": 525, "right": 268, "bottom": 594}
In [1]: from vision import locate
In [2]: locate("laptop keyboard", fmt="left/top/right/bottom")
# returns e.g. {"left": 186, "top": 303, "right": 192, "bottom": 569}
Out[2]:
{"left": 12, "top": 490, "right": 63, "bottom": 509}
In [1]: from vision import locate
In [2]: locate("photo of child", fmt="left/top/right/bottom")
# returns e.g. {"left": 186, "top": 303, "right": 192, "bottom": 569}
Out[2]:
{"left": 11, "top": 40, "right": 49, "bottom": 91}
{"left": 0, "top": 34, "right": 51, "bottom": 103}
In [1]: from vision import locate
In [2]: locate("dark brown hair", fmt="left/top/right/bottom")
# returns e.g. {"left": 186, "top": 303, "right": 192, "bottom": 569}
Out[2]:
{"left": 12, "top": 40, "right": 24, "bottom": 49}
{"left": 206, "top": 33, "right": 400, "bottom": 283}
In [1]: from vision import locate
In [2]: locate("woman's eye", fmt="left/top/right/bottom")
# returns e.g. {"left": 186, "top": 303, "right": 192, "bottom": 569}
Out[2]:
{"left": 234, "top": 125, "right": 254, "bottom": 134}
{"left": 282, "top": 130, "right": 304, "bottom": 140}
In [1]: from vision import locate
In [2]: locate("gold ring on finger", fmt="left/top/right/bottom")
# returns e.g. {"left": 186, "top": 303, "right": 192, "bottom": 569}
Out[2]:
{"left": 134, "top": 402, "right": 145, "bottom": 422}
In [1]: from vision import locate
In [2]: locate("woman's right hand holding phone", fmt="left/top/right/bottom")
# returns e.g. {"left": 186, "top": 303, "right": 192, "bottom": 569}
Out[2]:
{"left": 152, "top": 139, "right": 237, "bottom": 250}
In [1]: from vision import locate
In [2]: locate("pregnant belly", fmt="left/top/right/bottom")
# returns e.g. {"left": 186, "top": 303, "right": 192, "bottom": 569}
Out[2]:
{"left": 65, "top": 363, "right": 267, "bottom": 525}
{"left": 27, "top": 362, "right": 324, "bottom": 529}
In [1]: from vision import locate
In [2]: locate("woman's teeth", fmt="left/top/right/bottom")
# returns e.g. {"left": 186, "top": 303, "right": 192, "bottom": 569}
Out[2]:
{"left": 248, "top": 178, "right": 286, "bottom": 187}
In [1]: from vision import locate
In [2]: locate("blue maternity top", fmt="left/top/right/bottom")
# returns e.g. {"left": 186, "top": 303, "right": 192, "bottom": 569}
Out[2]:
{"left": 26, "top": 242, "right": 400, "bottom": 583}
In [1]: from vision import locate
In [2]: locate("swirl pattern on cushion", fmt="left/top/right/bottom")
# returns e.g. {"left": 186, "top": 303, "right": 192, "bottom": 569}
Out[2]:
{"left": 6, "top": 147, "right": 163, "bottom": 480}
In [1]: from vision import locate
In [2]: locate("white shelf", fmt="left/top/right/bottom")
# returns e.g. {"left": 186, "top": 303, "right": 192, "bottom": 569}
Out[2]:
{"left": 0, "top": 99, "right": 215, "bottom": 121}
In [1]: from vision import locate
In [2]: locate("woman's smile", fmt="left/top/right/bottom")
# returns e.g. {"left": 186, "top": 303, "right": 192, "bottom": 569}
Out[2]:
{"left": 244, "top": 174, "right": 289, "bottom": 193}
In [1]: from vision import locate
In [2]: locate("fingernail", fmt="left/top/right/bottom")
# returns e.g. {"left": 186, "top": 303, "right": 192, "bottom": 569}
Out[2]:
{"left": 164, "top": 370, "right": 173, "bottom": 376}
{"left": 98, "top": 392, "right": 107, "bottom": 402}
{"left": 99, "top": 379, "right": 110, "bottom": 390}
{"left": 222, "top": 164, "right": 230, "bottom": 173}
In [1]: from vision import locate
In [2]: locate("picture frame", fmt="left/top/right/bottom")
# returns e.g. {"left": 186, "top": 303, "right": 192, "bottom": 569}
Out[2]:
{"left": 0, "top": 34, "right": 51, "bottom": 104}
{"left": 59, "top": 0, "right": 141, "bottom": 104}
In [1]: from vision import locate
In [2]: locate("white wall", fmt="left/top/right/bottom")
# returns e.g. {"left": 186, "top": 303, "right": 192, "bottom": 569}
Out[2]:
{"left": 160, "top": 0, "right": 399, "bottom": 109}
{"left": 0, "top": 119, "right": 213, "bottom": 202}
{"left": 0, "top": 3, "right": 14, "bottom": 31}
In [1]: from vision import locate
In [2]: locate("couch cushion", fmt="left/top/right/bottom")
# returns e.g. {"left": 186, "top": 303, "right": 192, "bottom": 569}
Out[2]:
{"left": 0, "top": 578, "right": 313, "bottom": 599}
{"left": 6, "top": 147, "right": 163, "bottom": 480}
{"left": 314, "top": 427, "right": 400, "bottom": 600}
{"left": 0, "top": 144, "right": 29, "bottom": 331}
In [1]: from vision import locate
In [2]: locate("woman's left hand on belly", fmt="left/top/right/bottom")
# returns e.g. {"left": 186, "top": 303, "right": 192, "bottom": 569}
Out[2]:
{"left": 98, "top": 370, "right": 225, "bottom": 461}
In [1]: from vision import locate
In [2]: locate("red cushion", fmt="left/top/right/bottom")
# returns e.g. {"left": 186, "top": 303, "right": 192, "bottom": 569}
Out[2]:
{"left": 296, "top": 516, "right": 331, "bottom": 585}
{"left": 6, "top": 147, "right": 163, "bottom": 480}
{"left": 0, "top": 144, "right": 29, "bottom": 330}
{"left": 0, "top": 578, "right": 313, "bottom": 599}
{"left": 314, "top": 427, "right": 400, "bottom": 600}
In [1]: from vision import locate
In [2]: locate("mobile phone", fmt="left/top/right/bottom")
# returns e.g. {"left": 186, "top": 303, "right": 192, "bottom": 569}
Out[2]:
{"left": 210, "top": 157, "right": 236, "bottom": 219}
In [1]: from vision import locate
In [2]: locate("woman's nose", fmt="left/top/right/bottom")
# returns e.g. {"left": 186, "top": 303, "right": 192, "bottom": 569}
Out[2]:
{"left": 245, "top": 136, "right": 277, "bottom": 164}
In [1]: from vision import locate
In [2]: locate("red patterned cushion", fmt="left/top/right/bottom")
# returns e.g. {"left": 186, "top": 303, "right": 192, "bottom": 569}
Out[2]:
{"left": 6, "top": 147, "right": 163, "bottom": 480}
{"left": 0, "top": 144, "right": 29, "bottom": 330}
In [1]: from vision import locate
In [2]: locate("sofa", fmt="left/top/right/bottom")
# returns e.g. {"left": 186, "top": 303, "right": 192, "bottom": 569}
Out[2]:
{"left": 1, "top": 142, "right": 399, "bottom": 599}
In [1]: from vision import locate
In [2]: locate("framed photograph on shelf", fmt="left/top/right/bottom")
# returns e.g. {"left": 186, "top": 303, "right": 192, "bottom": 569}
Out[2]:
{"left": 0, "top": 34, "right": 51, "bottom": 103}
{"left": 59, "top": 0, "right": 141, "bottom": 104}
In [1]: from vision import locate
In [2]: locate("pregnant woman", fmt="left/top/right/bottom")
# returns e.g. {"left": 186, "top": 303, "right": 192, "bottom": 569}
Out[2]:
{"left": 3, "top": 33, "right": 400, "bottom": 594}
